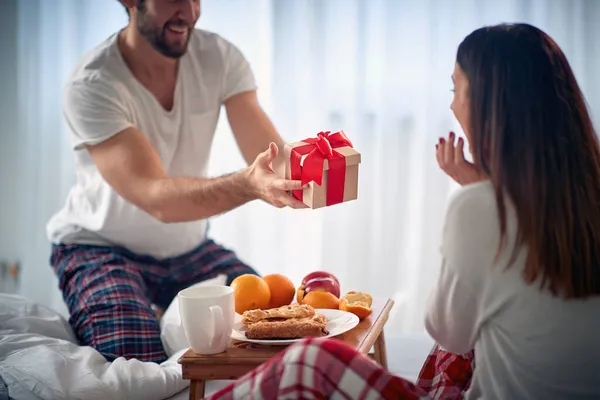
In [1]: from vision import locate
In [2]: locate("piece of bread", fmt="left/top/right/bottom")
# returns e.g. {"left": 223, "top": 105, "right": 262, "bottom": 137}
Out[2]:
{"left": 245, "top": 314, "right": 328, "bottom": 340}
{"left": 241, "top": 304, "right": 315, "bottom": 324}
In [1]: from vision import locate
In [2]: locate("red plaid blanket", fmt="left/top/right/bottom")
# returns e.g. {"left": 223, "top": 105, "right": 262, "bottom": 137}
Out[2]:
{"left": 207, "top": 338, "right": 473, "bottom": 399}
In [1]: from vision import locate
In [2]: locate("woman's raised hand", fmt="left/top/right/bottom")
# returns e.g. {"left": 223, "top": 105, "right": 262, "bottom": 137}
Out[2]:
{"left": 435, "top": 132, "right": 485, "bottom": 186}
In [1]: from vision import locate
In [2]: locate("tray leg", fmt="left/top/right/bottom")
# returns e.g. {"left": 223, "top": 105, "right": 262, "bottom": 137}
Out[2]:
{"left": 373, "top": 330, "right": 388, "bottom": 369}
{"left": 189, "top": 380, "right": 205, "bottom": 400}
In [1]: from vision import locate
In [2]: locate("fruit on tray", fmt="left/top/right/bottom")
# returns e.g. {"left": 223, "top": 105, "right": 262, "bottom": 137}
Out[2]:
{"left": 338, "top": 291, "right": 373, "bottom": 320}
{"left": 301, "top": 291, "right": 340, "bottom": 310}
{"left": 296, "top": 271, "right": 341, "bottom": 303}
{"left": 301, "top": 271, "right": 340, "bottom": 286}
{"left": 230, "top": 271, "right": 373, "bottom": 319}
{"left": 230, "top": 274, "right": 271, "bottom": 314}
{"left": 263, "top": 273, "right": 296, "bottom": 308}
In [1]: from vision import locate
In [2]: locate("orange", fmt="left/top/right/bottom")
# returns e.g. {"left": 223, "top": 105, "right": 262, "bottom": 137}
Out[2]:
{"left": 301, "top": 291, "right": 340, "bottom": 309}
{"left": 263, "top": 273, "right": 295, "bottom": 308}
{"left": 230, "top": 274, "right": 271, "bottom": 314}
{"left": 338, "top": 291, "right": 373, "bottom": 320}
{"left": 296, "top": 286, "right": 306, "bottom": 304}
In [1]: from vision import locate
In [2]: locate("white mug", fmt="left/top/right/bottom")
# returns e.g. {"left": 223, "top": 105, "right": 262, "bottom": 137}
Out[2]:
{"left": 178, "top": 285, "right": 235, "bottom": 355}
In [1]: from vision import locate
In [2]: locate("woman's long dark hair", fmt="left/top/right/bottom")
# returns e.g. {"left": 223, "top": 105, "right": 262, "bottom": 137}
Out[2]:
{"left": 456, "top": 23, "right": 600, "bottom": 299}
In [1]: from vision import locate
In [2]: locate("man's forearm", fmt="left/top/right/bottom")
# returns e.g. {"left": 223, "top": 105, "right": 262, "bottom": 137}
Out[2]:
{"left": 146, "top": 169, "right": 257, "bottom": 223}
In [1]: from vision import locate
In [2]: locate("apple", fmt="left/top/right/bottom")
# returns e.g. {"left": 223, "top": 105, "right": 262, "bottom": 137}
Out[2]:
{"left": 301, "top": 271, "right": 340, "bottom": 286}
{"left": 297, "top": 271, "right": 341, "bottom": 303}
{"left": 304, "top": 276, "right": 340, "bottom": 298}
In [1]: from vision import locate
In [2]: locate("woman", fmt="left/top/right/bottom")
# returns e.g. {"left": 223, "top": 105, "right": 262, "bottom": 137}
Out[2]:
{"left": 207, "top": 22, "right": 600, "bottom": 399}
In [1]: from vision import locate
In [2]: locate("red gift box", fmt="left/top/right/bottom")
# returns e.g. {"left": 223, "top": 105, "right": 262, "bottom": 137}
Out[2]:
{"left": 283, "top": 131, "right": 361, "bottom": 209}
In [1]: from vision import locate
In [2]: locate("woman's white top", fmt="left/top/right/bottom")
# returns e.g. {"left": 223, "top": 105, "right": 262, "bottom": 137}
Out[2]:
{"left": 425, "top": 180, "right": 600, "bottom": 399}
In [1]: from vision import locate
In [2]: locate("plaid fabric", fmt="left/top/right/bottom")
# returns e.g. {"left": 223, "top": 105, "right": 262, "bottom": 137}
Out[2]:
{"left": 207, "top": 337, "right": 430, "bottom": 400}
{"left": 415, "top": 344, "right": 475, "bottom": 400}
{"left": 50, "top": 238, "right": 257, "bottom": 364}
{"left": 207, "top": 339, "right": 473, "bottom": 399}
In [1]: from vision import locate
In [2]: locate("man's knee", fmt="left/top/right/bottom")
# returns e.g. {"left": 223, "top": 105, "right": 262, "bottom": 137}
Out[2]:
{"left": 50, "top": 245, "right": 168, "bottom": 363}
{"left": 77, "top": 301, "right": 168, "bottom": 364}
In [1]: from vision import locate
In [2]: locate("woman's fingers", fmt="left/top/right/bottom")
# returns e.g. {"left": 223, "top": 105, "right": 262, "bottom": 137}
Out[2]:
{"left": 438, "top": 132, "right": 468, "bottom": 167}
{"left": 444, "top": 132, "right": 455, "bottom": 165}
{"left": 454, "top": 137, "right": 466, "bottom": 165}
{"left": 435, "top": 132, "right": 482, "bottom": 186}
{"left": 437, "top": 133, "right": 459, "bottom": 167}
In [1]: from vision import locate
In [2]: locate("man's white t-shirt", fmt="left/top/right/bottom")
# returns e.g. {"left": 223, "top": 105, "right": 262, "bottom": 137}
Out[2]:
{"left": 425, "top": 180, "right": 600, "bottom": 399}
{"left": 46, "top": 29, "right": 257, "bottom": 259}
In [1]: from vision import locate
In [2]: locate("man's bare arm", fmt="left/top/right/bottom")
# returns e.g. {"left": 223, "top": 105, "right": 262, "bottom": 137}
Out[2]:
{"left": 225, "top": 91, "right": 287, "bottom": 176}
{"left": 86, "top": 127, "right": 305, "bottom": 223}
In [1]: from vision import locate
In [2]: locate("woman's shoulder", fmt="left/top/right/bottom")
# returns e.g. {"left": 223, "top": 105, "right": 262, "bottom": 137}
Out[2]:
{"left": 441, "top": 181, "right": 516, "bottom": 290}
{"left": 445, "top": 180, "right": 498, "bottom": 223}
{"left": 442, "top": 179, "right": 521, "bottom": 278}
{"left": 441, "top": 179, "right": 520, "bottom": 266}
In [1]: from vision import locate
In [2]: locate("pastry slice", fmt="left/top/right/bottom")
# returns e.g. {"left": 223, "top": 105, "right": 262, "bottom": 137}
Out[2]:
{"left": 241, "top": 304, "right": 315, "bottom": 324}
{"left": 245, "top": 314, "right": 328, "bottom": 340}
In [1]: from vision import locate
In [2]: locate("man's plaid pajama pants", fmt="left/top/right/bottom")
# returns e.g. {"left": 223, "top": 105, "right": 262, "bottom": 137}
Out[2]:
{"left": 50, "top": 238, "right": 258, "bottom": 364}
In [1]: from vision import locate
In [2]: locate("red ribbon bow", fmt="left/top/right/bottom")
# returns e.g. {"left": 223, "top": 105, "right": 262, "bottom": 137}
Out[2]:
{"left": 290, "top": 130, "right": 354, "bottom": 206}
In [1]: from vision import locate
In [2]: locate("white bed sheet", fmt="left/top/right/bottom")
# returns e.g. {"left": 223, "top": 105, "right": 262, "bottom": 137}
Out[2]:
{"left": 0, "top": 275, "right": 228, "bottom": 400}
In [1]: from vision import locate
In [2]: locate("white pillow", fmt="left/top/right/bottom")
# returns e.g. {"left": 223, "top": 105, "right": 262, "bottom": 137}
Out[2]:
{"left": 160, "top": 274, "right": 228, "bottom": 357}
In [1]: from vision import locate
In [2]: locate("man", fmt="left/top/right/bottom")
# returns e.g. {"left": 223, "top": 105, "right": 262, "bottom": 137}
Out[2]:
{"left": 47, "top": 0, "right": 307, "bottom": 364}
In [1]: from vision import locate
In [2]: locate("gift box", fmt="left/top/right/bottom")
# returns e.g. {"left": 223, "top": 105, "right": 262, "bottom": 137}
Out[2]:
{"left": 283, "top": 130, "right": 361, "bottom": 209}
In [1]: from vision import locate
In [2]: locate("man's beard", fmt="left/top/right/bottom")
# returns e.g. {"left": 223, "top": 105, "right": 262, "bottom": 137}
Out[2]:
{"left": 136, "top": 6, "right": 192, "bottom": 59}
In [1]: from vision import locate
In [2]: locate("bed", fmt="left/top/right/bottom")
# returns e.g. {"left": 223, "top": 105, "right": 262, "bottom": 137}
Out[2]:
{"left": 0, "top": 275, "right": 434, "bottom": 400}
{"left": 0, "top": 275, "right": 233, "bottom": 400}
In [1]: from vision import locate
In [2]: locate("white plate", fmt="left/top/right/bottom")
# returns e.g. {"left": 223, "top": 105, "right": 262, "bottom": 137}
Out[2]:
{"left": 231, "top": 308, "right": 360, "bottom": 345}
